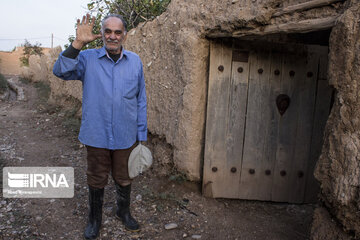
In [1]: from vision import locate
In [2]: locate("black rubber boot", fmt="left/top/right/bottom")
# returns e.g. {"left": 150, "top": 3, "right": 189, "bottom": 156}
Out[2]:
{"left": 84, "top": 186, "right": 104, "bottom": 239}
{"left": 115, "top": 183, "right": 140, "bottom": 231}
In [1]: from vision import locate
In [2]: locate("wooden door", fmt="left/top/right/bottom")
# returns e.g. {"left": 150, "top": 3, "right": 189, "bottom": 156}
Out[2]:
{"left": 203, "top": 40, "right": 332, "bottom": 203}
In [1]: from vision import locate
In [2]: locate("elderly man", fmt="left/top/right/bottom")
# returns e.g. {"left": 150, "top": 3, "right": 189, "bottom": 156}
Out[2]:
{"left": 53, "top": 14, "right": 147, "bottom": 239}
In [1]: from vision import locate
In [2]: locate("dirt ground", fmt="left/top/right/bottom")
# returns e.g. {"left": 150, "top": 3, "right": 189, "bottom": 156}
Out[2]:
{"left": 0, "top": 75, "right": 315, "bottom": 240}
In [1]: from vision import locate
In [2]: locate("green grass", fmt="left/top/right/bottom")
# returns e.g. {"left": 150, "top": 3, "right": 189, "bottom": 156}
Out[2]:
{"left": 169, "top": 173, "right": 188, "bottom": 183}
{"left": 0, "top": 154, "right": 5, "bottom": 189}
{"left": 33, "top": 81, "right": 59, "bottom": 115}
{"left": 19, "top": 77, "right": 31, "bottom": 84}
{"left": 34, "top": 81, "right": 51, "bottom": 101}
{"left": 31, "top": 80, "right": 82, "bottom": 142}
{"left": 139, "top": 185, "right": 189, "bottom": 214}
{"left": 62, "top": 116, "right": 81, "bottom": 134}
{"left": 0, "top": 73, "right": 8, "bottom": 94}
{"left": 32, "top": 81, "right": 81, "bottom": 135}
{"left": 61, "top": 97, "right": 82, "bottom": 135}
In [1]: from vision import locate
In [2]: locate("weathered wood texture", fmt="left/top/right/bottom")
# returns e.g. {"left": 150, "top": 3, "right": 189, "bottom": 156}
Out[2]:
{"left": 206, "top": 0, "right": 342, "bottom": 38}
{"left": 273, "top": 0, "right": 344, "bottom": 17}
{"left": 305, "top": 47, "right": 332, "bottom": 202}
{"left": 203, "top": 41, "right": 332, "bottom": 203}
{"left": 238, "top": 50, "right": 273, "bottom": 200}
{"left": 232, "top": 17, "right": 338, "bottom": 37}
{"left": 203, "top": 40, "right": 236, "bottom": 198}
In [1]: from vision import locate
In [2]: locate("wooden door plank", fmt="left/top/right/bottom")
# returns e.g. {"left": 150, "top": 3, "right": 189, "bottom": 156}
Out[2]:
{"left": 203, "top": 41, "right": 234, "bottom": 198}
{"left": 226, "top": 59, "right": 250, "bottom": 198}
{"left": 314, "top": 46, "right": 329, "bottom": 80}
{"left": 305, "top": 49, "right": 332, "bottom": 202}
{"left": 238, "top": 50, "right": 273, "bottom": 200}
{"left": 288, "top": 49, "right": 319, "bottom": 203}
{"left": 272, "top": 52, "right": 301, "bottom": 202}
{"left": 267, "top": 51, "right": 283, "bottom": 200}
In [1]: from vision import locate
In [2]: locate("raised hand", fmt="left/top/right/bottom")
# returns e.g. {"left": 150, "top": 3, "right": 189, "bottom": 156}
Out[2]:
{"left": 72, "top": 14, "right": 102, "bottom": 50}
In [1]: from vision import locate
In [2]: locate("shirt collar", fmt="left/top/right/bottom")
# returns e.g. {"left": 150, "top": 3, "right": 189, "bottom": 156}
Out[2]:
{"left": 97, "top": 46, "right": 128, "bottom": 60}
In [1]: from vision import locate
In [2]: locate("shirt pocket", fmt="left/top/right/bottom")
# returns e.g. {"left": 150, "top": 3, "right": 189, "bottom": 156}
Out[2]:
{"left": 123, "top": 76, "right": 138, "bottom": 100}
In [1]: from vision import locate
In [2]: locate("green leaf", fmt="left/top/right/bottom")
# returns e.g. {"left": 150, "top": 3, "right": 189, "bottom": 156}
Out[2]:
{"left": 67, "top": 0, "right": 171, "bottom": 49}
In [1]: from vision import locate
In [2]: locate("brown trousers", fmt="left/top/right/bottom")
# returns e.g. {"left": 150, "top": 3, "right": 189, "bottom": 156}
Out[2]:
{"left": 86, "top": 142, "right": 138, "bottom": 189}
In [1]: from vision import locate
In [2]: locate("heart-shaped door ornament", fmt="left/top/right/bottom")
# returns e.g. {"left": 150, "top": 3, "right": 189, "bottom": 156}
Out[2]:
{"left": 276, "top": 94, "right": 290, "bottom": 116}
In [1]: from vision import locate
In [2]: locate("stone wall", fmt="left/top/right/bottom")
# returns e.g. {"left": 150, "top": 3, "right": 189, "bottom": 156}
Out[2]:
{"left": 311, "top": 207, "right": 352, "bottom": 240}
{"left": 313, "top": 1, "right": 360, "bottom": 238}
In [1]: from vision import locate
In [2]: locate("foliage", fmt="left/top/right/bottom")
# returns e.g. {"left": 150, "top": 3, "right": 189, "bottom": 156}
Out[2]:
{"left": 34, "top": 81, "right": 51, "bottom": 102}
{"left": 64, "top": 36, "right": 75, "bottom": 50}
{"left": 61, "top": 97, "right": 82, "bottom": 136}
{"left": 0, "top": 154, "right": 4, "bottom": 187}
{"left": 64, "top": 14, "right": 103, "bottom": 50}
{"left": 66, "top": 0, "right": 171, "bottom": 50}
{"left": 88, "top": 0, "right": 171, "bottom": 29}
{"left": 33, "top": 81, "right": 60, "bottom": 116}
{"left": 0, "top": 73, "right": 8, "bottom": 94}
{"left": 63, "top": 111, "right": 81, "bottom": 135}
{"left": 19, "top": 77, "right": 31, "bottom": 85}
{"left": 20, "top": 40, "right": 43, "bottom": 66}
{"left": 169, "top": 172, "right": 187, "bottom": 183}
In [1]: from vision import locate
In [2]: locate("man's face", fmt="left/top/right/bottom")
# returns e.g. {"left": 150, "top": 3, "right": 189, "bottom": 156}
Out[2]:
{"left": 101, "top": 17, "right": 127, "bottom": 54}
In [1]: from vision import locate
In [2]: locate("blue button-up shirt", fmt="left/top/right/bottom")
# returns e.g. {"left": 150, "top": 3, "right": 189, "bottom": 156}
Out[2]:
{"left": 53, "top": 47, "right": 147, "bottom": 150}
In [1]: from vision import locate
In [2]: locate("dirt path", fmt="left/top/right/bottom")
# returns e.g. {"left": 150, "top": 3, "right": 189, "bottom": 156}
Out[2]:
{"left": 0, "top": 76, "right": 314, "bottom": 240}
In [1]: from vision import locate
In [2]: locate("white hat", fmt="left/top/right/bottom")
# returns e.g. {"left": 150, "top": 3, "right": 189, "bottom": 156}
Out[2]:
{"left": 128, "top": 143, "right": 153, "bottom": 179}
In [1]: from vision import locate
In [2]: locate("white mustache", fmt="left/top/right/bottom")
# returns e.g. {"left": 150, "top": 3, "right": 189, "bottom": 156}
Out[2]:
{"left": 106, "top": 40, "right": 119, "bottom": 43}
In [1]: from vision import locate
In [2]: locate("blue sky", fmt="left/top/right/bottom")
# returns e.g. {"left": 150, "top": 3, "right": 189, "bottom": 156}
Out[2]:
{"left": 0, "top": 0, "right": 90, "bottom": 51}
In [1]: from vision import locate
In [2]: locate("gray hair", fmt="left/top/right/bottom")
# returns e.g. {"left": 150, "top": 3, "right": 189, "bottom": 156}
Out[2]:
{"left": 101, "top": 14, "right": 127, "bottom": 33}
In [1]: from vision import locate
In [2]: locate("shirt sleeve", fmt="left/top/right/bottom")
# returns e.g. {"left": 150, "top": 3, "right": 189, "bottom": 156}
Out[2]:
{"left": 62, "top": 44, "right": 80, "bottom": 59}
{"left": 136, "top": 61, "right": 148, "bottom": 141}
{"left": 52, "top": 44, "right": 85, "bottom": 81}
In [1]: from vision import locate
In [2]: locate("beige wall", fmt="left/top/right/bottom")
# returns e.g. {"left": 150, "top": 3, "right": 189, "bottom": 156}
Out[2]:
{"left": 0, "top": 47, "right": 51, "bottom": 76}
{"left": 0, "top": 47, "right": 24, "bottom": 75}
{"left": 22, "top": 46, "right": 82, "bottom": 103}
